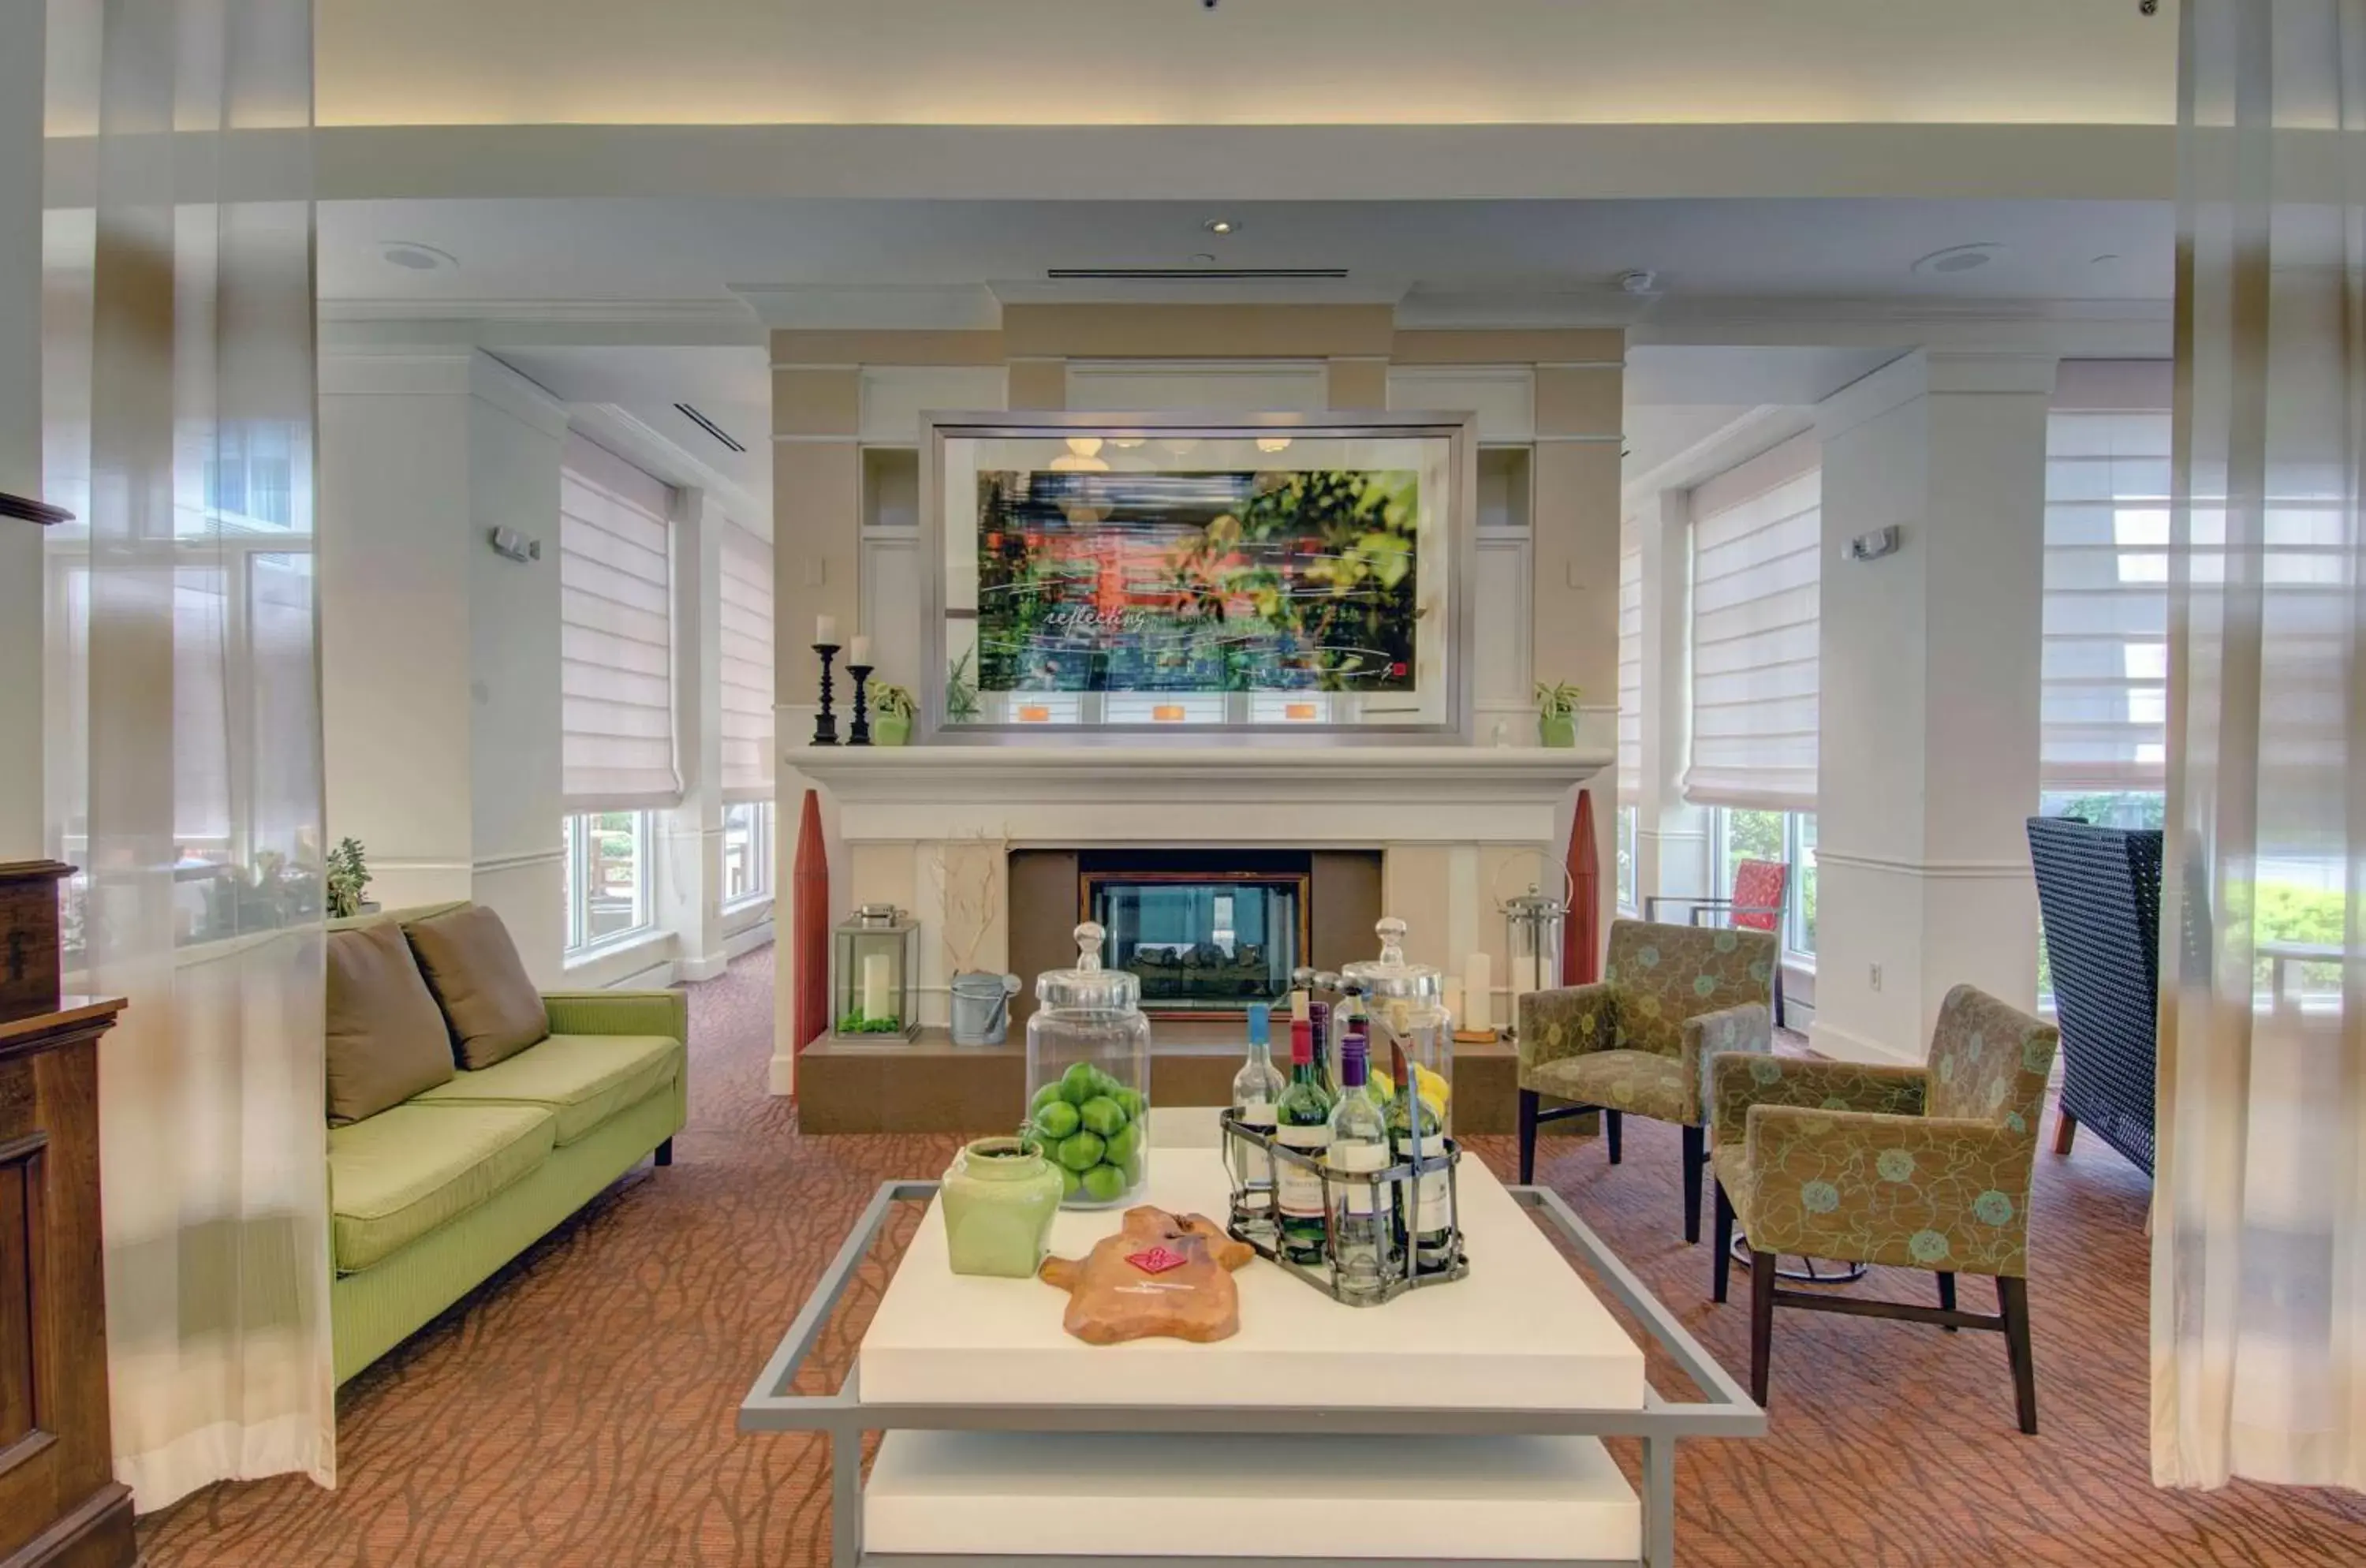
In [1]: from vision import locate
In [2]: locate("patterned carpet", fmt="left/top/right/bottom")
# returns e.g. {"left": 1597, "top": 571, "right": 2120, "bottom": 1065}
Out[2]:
{"left": 140, "top": 946, "right": 2366, "bottom": 1567}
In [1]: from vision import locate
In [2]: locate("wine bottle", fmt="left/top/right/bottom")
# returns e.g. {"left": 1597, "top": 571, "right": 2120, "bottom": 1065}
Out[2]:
{"left": 1273, "top": 1015, "right": 1336, "bottom": 1266}
{"left": 1326, "top": 1030, "right": 1396, "bottom": 1302}
{"left": 1388, "top": 1085, "right": 1454, "bottom": 1275}
{"left": 1308, "top": 995, "right": 1338, "bottom": 1099}
{"left": 1227, "top": 1002, "right": 1286, "bottom": 1243}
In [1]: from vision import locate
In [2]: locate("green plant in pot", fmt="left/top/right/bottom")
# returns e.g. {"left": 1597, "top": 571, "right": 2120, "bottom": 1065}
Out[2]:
{"left": 872, "top": 683, "right": 916, "bottom": 747}
{"left": 326, "top": 836, "right": 372, "bottom": 919}
{"left": 1535, "top": 681, "right": 1581, "bottom": 749}
{"left": 946, "top": 648, "right": 981, "bottom": 723}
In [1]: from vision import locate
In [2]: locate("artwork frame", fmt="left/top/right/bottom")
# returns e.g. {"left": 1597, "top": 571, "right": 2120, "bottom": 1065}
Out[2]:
{"left": 918, "top": 409, "right": 1479, "bottom": 744}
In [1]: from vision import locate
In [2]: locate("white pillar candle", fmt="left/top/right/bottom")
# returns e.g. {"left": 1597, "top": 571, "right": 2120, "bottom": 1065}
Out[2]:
{"left": 860, "top": 950, "right": 894, "bottom": 1022}
{"left": 1461, "top": 953, "right": 1492, "bottom": 1032}
{"left": 1441, "top": 976, "right": 1465, "bottom": 1029}
{"left": 815, "top": 614, "right": 839, "bottom": 646}
{"left": 849, "top": 633, "right": 872, "bottom": 666}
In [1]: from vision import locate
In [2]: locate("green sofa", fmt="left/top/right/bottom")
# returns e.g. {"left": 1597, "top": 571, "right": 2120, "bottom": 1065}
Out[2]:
{"left": 327, "top": 903, "right": 688, "bottom": 1384}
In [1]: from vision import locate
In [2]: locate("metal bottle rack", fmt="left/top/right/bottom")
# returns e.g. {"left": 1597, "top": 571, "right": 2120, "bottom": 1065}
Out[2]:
{"left": 1219, "top": 1108, "right": 1470, "bottom": 1305}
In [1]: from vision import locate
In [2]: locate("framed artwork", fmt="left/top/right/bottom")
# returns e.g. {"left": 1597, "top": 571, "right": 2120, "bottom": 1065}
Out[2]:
{"left": 921, "top": 411, "right": 1476, "bottom": 740}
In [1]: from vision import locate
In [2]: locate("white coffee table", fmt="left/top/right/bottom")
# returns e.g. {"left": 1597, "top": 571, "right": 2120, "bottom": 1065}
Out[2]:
{"left": 743, "top": 1150, "right": 1760, "bottom": 1568}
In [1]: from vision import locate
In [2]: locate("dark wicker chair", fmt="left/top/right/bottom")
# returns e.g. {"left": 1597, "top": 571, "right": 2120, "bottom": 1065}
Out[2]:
{"left": 2025, "top": 816, "right": 2161, "bottom": 1177}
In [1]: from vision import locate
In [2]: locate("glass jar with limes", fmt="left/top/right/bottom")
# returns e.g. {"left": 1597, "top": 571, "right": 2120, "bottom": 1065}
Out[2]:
{"left": 1023, "top": 921, "right": 1152, "bottom": 1209}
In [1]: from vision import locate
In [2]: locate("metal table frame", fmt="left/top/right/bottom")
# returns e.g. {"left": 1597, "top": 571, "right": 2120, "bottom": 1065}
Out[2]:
{"left": 741, "top": 1180, "right": 1764, "bottom": 1568}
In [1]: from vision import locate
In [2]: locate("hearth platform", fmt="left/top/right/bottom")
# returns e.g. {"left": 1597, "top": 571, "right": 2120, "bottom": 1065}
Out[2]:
{"left": 796, "top": 1024, "right": 1595, "bottom": 1137}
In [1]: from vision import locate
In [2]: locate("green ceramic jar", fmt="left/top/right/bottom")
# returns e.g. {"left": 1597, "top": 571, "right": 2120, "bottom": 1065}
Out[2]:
{"left": 940, "top": 1136, "right": 1065, "bottom": 1278}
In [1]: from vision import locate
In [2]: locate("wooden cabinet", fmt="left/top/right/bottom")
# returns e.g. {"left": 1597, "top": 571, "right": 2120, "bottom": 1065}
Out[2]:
{"left": 0, "top": 999, "right": 132, "bottom": 1568}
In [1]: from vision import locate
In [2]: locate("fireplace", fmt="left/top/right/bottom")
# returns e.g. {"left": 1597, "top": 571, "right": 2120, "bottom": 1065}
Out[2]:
{"left": 1078, "top": 850, "right": 1308, "bottom": 1017}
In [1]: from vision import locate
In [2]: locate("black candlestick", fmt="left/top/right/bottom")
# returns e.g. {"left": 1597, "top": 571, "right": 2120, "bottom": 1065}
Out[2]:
{"left": 811, "top": 644, "right": 842, "bottom": 745}
{"left": 847, "top": 665, "right": 875, "bottom": 745}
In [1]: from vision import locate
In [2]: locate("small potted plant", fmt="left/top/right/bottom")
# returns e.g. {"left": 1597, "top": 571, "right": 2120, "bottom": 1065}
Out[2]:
{"left": 326, "top": 836, "right": 373, "bottom": 918}
{"left": 1534, "top": 681, "right": 1580, "bottom": 749}
{"left": 946, "top": 648, "right": 981, "bottom": 722}
{"left": 872, "top": 683, "right": 916, "bottom": 747}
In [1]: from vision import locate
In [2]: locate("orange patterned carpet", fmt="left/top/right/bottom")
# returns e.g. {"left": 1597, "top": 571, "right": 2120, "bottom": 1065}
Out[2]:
{"left": 140, "top": 946, "right": 2366, "bottom": 1567}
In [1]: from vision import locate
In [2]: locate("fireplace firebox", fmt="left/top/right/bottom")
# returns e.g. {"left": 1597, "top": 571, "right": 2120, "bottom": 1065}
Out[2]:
{"left": 1077, "top": 850, "right": 1310, "bottom": 1017}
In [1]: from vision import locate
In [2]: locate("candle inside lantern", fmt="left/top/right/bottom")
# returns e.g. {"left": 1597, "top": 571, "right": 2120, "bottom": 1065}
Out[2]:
{"left": 1442, "top": 975, "right": 1465, "bottom": 1027}
{"left": 815, "top": 614, "right": 839, "bottom": 647}
{"left": 1461, "top": 953, "right": 1492, "bottom": 1032}
{"left": 860, "top": 950, "right": 893, "bottom": 1025}
{"left": 849, "top": 634, "right": 872, "bottom": 666}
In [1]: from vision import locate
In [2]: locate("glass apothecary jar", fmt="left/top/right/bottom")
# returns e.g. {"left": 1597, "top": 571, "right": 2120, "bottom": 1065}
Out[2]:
{"left": 1024, "top": 921, "right": 1152, "bottom": 1209}
{"left": 1340, "top": 917, "right": 1454, "bottom": 1135}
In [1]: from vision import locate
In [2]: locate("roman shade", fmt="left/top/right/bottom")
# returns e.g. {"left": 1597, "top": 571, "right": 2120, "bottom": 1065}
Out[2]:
{"left": 719, "top": 521, "right": 776, "bottom": 801}
{"left": 561, "top": 433, "right": 678, "bottom": 811}
{"left": 2043, "top": 366, "right": 2174, "bottom": 793}
{"left": 1616, "top": 518, "right": 1643, "bottom": 800}
{"left": 1682, "top": 434, "right": 1821, "bottom": 815}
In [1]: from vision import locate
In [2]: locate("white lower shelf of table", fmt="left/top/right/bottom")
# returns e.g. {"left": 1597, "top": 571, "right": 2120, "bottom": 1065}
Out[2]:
{"left": 864, "top": 1430, "right": 1638, "bottom": 1562}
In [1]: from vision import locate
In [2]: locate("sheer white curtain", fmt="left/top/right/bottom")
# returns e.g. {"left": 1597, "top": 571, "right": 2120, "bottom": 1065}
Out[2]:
{"left": 44, "top": 0, "right": 334, "bottom": 1507}
{"left": 2155, "top": 0, "right": 2365, "bottom": 1491}
{"left": 718, "top": 521, "right": 775, "bottom": 801}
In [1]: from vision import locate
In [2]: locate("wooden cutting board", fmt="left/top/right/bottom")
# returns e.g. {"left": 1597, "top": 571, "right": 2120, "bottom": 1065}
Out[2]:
{"left": 1039, "top": 1206, "right": 1254, "bottom": 1346}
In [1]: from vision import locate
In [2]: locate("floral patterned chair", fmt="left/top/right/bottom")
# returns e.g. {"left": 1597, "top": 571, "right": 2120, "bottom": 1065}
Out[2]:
{"left": 1707, "top": 984, "right": 2058, "bottom": 1433}
{"left": 1517, "top": 918, "right": 1776, "bottom": 1243}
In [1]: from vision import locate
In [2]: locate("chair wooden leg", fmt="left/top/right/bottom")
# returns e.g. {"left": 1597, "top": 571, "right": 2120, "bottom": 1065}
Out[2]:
{"left": 2052, "top": 1107, "right": 2079, "bottom": 1156}
{"left": 1772, "top": 966, "right": 1786, "bottom": 1031}
{"left": 1999, "top": 1276, "right": 2038, "bottom": 1435}
{"left": 1748, "top": 1248, "right": 1777, "bottom": 1407}
{"left": 1517, "top": 1089, "right": 1539, "bottom": 1184}
{"left": 1937, "top": 1271, "right": 1956, "bottom": 1330}
{"left": 655, "top": 1137, "right": 674, "bottom": 1167}
{"left": 1606, "top": 1108, "right": 1623, "bottom": 1166}
{"left": 1681, "top": 1123, "right": 1706, "bottom": 1243}
{"left": 1711, "top": 1181, "right": 1735, "bottom": 1303}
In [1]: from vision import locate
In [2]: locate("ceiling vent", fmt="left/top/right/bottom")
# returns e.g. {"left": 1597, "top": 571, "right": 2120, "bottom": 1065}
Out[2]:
{"left": 674, "top": 403, "right": 747, "bottom": 454}
{"left": 1045, "top": 267, "right": 1349, "bottom": 282}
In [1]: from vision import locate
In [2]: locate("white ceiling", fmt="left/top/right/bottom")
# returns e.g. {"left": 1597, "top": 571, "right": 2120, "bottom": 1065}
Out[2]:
{"left": 319, "top": 196, "right": 2174, "bottom": 312}
{"left": 492, "top": 345, "right": 772, "bottom": 524}
{"left": 308, "top": 0, "right": 2176, "bottom": 129}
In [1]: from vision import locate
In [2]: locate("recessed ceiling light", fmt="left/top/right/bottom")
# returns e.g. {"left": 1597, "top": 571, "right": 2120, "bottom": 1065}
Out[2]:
{"left": 1910, "top": 242, "right": 2002, "bottom": 276}
{"left": 380, "top": 241, "right": 457, "bottom": 272}
{"left": 1204, "top": 218, "right": 1240, "bottom": 235}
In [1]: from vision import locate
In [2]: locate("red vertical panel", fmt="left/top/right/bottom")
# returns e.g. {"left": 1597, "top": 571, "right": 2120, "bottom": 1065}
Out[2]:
{"left": 792, "top": 788, "right": 830, "bottom": 1055}
{"left": 1565, "top": 788, "right": 1601, "bottom": 985}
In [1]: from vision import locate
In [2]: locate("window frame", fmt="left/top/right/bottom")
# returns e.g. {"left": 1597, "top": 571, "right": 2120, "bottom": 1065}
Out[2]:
{"left": 1705, "top": 805, "right": 1816, "bottom": 965}
{"left": 721, "top": 799, "right": 774, "bottom": 911}
{"left": 564, "top": 809, "right": 656, "bottom": 957}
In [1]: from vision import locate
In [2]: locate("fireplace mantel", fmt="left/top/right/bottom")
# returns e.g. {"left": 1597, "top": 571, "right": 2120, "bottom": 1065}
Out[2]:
{"left": 791, "top": 744, "right": 1610, "bottom": 846}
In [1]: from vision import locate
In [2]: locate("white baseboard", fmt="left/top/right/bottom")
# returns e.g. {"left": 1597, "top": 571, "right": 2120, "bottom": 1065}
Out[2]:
{"left": 1806, "top": 1019, "right": 1922, "bottom": 1067}
{"left": 677, "top": 954, "right": 730, "bottom": 983}
{"left": 768, "top": 1051, "right": 797, "bottom": 1097}
{"left": 724, "top": 918, "right": 774, "bottom": 960}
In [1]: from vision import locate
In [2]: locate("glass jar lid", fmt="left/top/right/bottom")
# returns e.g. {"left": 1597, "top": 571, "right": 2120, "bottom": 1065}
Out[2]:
{"left": 1503, "top": 889, "right": 1567, "bottom": 920}
{"left": 1035, "top": 921, "right": 1141, "bottom": 1011}
{"left": 1338, "top": 917, "right": 1443, "bottom": 1004}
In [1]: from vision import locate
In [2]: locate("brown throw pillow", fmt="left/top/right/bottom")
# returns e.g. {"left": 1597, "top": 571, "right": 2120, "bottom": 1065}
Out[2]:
{"left": 403, "top": 904, "right": 551, "bottom": 1069}
{"left": 325, "top": 920, "right": 457, "bottom": 1125}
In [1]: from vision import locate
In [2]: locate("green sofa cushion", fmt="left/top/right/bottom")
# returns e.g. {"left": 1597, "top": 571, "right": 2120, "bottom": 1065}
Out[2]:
{"left": 330, "top": 1102, "right": 556, "bottom": 1274}
{"left": 412, "top": 1033, "right": 683, "bottom": 1147}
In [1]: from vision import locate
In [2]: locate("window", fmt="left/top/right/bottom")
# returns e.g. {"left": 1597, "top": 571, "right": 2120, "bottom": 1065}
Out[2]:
{"left": 1684, "top": 434, "right": 1820, "bottom": 815}
{"left": 565, "top": 811, "right": 653, "bottom": 953}
{"left": 1616, "top": 804, "right": 1638, "bottom": 914}
{"left": 718, "top": 522, "right": 776, "bottom": 803}
{"left": 722, "top": 800, "right": 773, "bottom": 907}
{"left": 2042, "top": 397, "right": 2171, "bottom": 794}
{"left": 1616, "top": 518, "right": 1642, "bottom": 804}
{"left": 560, "top": 434, "right": 680, "bottom": 812}
{"left": 1707, "top": 807, "right": 1817, "bottom": 960}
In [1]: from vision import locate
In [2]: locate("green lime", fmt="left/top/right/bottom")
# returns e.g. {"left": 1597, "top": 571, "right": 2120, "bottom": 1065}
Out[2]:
{"left": 1036, "top": 1099, "right": 1081, "bottom": 1140}
{"left": 1113, "top": 1087, "right": 1145, "bottom": 1122}
{"left": 1103, "top": 1119, "right": 1140, "bottom": 1170}
{"left": 1030, "top": 1082, "right": 1066, "bottom": 1117}
{"left": 1078, "top": 1096, "right": 1126, "bottom": 1138}
{"left": 1059, "top": 1062, "right": 1099, "bottom": 1105}
{"left": 1088, "top": 1067, "right": 1122, "bottom": 1101}
{"left": 1056, "top": 1130, "right": 1106, "bottom": 1172}
{"left": 1080, "top": 1163, "right": 1129, "bottom": 1204}
{"left": 1059, "top": 1165, "right": 1083, "bottom": 1199}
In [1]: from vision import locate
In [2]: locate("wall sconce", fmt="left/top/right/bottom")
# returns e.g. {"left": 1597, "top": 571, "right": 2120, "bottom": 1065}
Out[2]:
{"left": 1842, "top": 525, "right": 1901, "bottom": 563}
{"left": 488, "top": 527, "right": 541, "bottom": 563}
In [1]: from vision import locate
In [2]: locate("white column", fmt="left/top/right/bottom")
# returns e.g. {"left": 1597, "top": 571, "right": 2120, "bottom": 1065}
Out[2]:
{"left": 319, "top": 348, "right": 568, "bottom": 980}
{"left": 0, "top": 12, "right": 44, "bottom": 859}
{"left": 1636, "top": 487, "right": 1711, "bottom": 915}
{"left": 662, "top": 487, "right": 730, "bottom": 980}
{"left": 1812, "top": 349, "right": 2054, "bottom": 1063}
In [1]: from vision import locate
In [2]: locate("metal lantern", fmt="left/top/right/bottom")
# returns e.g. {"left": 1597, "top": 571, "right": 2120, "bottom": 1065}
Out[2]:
{"left": 1494, "top": 857, "right": 1574, "bottom": 1040}
{"left": 832, "top": 904, "right": 918, "bottom": 1040}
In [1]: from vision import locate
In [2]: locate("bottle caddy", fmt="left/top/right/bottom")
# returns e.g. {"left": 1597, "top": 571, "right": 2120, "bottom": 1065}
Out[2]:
{"left": 1223, "top": 917, "right": 1469, "bottom": 1305}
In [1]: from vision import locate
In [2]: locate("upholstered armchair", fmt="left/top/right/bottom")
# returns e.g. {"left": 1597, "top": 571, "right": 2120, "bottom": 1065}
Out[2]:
{"left": 1517, "top": 917, "right": 1777, "bottom": 1243}
{"left": 1708, "top": 984, "right": 2058, "bottom": 1433}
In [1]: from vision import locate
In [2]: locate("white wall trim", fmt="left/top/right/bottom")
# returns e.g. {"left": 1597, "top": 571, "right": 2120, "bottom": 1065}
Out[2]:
{"left": 565, "top": 401, "right": 766, "bottom": 525}
{"left": 723, "top": 917, "right": 775, "bottom": 959}
{"left": 316, "top": 346, "right": 474, "bottom": 398}
{"left": 1815, "top": 849, "right": 2031, "bottom": 881}
{"left": 737, "top": 282, "right": 1000, "bottom": 331}
{"left": 468, "top": 352, "right": 573, "bottom": 439}
{"left": 1808, "top": 1018, "right": 1923, "bottom": 1067}
{"left": 472, "top": 846, "right": 565, "bottom": 875}
{"left": 1620, "top": 403, "right": 1816, "bottom": 507}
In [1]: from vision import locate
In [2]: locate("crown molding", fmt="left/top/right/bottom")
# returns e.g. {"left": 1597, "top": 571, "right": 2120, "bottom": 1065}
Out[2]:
{"left": 565, "top": 401, "right": 767, "bottom": 532}
{"left": 1621, "top": 403, "right": 1815, "bottom": 507}
{"left": 318, "top": 298, "right": 763, "bottom": 349}
{"left": 732, "top": 284, "right": 1001, "bottom": 331}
